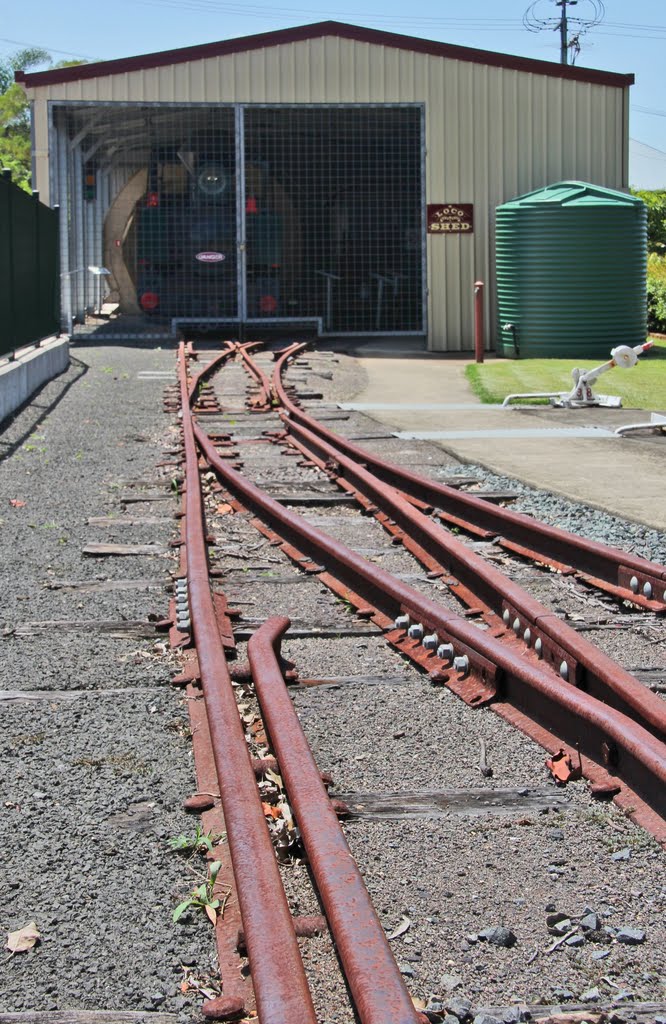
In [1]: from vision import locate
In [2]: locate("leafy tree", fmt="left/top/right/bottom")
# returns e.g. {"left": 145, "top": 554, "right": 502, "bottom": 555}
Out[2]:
{"left": 1, "top": 48, "right": 84, "bottom": 192}
{"left": 632, "top": 188, "right": 666, "bottom": 255}
{"left": 0, "top": 48, "right": 50, "bottom": 191}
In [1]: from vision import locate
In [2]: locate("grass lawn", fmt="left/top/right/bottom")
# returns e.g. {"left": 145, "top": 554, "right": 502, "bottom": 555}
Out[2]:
{"left": 466, "top": 337, "right": 666, "bottom": 411}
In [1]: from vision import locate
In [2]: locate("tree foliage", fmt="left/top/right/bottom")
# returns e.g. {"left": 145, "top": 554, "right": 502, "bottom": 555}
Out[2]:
{"left": 632, "top": 189, "right": 666, "bottom": 332}
{"left": 632, "top": 188, "right": 666, "bottom": 255}
{"left": 0, "top": 48, "right": 84, "bottom": 192}
{"left": 0, "top": 48, "right": 50, "bottom": 191}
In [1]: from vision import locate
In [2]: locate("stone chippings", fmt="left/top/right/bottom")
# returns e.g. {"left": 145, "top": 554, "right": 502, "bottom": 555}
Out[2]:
{"left": 265, "top": 351, "right": 666, "bottom": 1015}
{"left": 2, "top": 344, "right": 665, "bottom": 1023}
{"left": 429, "top": 463, "right": 666, "bottom": 567}
{"left": 0, "top": 345, "right": 212, "bottom": 1020}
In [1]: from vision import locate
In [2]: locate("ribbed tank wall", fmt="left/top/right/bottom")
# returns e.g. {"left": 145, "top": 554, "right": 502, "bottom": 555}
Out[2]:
{"left": 496, "top": 182, "right": 647, "bottom": 359}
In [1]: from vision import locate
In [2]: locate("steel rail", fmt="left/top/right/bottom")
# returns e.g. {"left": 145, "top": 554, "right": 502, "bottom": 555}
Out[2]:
{"left": 272, "top": 346, "right": 666, "bottom": 611}
{"left": 248, "top": 617, "right": 422, "bottom": 1024}
{"left": 187, "top": 343, "right": 236, "bottom": 402}
{"left": 192, "top": 417, "right": 666, "bottom": 831}
{"left": 279, "top": 412, "right": 666, "bottom": 742}
{"left": 177, "top": 343, "right": 319, "bottom": 1024}
{"left": 236, "top": 341, "right": 274, "bottom": 408}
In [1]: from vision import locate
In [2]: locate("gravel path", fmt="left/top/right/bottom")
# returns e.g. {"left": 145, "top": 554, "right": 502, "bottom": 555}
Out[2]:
{"left": 0, "top": 345, "right": 212, "bottom": 1020}
{"left": 2, "top": 342, "right": 664, "bottom": 1024}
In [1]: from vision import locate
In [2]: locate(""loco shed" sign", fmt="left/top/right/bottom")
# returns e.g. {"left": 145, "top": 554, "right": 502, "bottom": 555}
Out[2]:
{"left": 427, "top": 204, "right": 474, "bottom": 234}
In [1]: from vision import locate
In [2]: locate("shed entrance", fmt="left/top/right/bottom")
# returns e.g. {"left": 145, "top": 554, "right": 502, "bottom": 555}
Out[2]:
{"left": 52, "top": 103, "right": 425, "bottom": 337}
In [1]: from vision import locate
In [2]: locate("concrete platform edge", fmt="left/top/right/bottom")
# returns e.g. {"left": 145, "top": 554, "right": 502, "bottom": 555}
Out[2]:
{"left": 0, "top": 337, "right": 70, "bottom": 425}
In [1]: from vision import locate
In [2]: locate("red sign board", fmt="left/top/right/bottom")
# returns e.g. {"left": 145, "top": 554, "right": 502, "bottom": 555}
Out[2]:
{"left": 427, "top": 204, "right": 474, "bottom": 234}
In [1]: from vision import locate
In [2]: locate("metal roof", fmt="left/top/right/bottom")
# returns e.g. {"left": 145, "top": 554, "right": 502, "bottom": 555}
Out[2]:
{"left": 16, "top": 20, "right": 634, "bottom": 90}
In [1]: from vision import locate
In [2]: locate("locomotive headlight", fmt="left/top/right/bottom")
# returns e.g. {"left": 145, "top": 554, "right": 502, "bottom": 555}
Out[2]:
{"left": 197, "top": 165, "right": 227, "bottom": 197}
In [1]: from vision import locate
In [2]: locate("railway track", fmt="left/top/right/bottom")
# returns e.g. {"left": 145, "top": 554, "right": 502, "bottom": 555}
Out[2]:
{"left": 168, "top": 339, "right": 666, "bottom": 1022}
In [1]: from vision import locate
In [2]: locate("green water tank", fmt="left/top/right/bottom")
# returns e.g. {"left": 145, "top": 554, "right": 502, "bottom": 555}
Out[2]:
{"left": 495, "top": 181, "right": 647, "bottom": 359}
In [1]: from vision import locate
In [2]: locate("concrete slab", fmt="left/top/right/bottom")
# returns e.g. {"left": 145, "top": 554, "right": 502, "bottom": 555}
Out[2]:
{"left": 0, "top": 337, "right": 70, "bottom": 425}
{"left": 349, "top": 356, "right": 666, "bottom": 530}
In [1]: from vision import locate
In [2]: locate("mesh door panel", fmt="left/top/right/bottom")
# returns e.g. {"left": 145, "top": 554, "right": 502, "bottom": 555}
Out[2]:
{"left": 243, "top": 106, "right": 423, "bottom": 333}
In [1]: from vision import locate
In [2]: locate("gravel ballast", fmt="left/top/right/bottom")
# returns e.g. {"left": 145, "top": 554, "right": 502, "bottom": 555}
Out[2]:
{"left": 1, "top": 342, "right": 664, "bottom": 1024}
{"left": 0, "top": 345, "right": 213, "bottom": 1020}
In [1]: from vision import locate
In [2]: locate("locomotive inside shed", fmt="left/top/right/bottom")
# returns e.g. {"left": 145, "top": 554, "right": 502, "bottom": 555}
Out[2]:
{"left": 52, "top": 103, "right": 425, "bottom": 336}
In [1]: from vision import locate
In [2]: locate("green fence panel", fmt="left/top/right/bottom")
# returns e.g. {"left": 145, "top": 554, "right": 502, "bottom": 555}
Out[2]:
{"left": 0, "top": 172, "right": 60, "bottom": 357}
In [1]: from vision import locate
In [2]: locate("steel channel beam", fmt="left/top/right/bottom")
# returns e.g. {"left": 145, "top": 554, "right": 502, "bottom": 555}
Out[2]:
{"left": 282, "top": 414, "right": 666, "bottom": 742}
{"left": 193, "top": 419, "right": 666, "bottom": 823}
{"left": 178, "top": 345, "right": 318, "bottom": 1024}
{"left": 248, "top": 617, "right": 422, "bottom": 1024}
{"left": 272, "top": 348, "right": 666, "bottom": 607}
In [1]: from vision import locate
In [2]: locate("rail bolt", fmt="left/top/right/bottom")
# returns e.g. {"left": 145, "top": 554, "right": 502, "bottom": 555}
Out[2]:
{"left": 534, "top": 638, "right": 543, "bottom": 658}
{"left": 394, "top": 614, "right": 410, "bottom": 630}
{"left": 502, "top": 609, "right": 511, "bottom": 625}
{"left": 423, "top": 633, "right": 439, "bottom": 651}
{"left": 559, "top": 661, "right": 569, "bottom": 681}
{"left": 629, "top": 576, "right": 639, "bottom": 594}
{"left": 523, "top": 627, "right": 532, "bottom": 645}
{"left": 453, "top": 655, "right": 470, "bottom": 677}
{"left": 643, "top": 582, "right": 653, "bottom": 599}
{"left": 512, "top": 617, "right": 521, "bottom": 635}
{"left": 437, "top": 643, "right": 455, "bottom": 663}
{"left": 408, "top": 623, "right": 424, "bottom": 640}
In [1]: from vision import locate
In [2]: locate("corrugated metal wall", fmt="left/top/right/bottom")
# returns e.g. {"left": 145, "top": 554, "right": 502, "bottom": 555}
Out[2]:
{"left": 27, "top": 37, "right": 628, "bottom": 350}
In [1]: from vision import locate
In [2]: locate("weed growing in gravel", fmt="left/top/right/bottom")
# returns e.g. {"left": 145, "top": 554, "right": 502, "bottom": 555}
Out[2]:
{"left": 168, "top": 826, "right": 223, "bottom": 856}
{"left": 173, "top": 860, "right": 228, "bottom": 924}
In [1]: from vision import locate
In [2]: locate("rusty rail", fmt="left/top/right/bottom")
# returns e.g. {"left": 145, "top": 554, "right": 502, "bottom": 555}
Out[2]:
{"left": 279, "top": 412, "right": 666, "bottom": 742}
{"left": 236, "top": 342, "right": 273, "bottom": 409}
{"left": 272, "top": 346, "right": 666, "bottom": 612}
{"left": 192, "top": 417, "right": 666, "bottom": 833}
{"left": 248, "top": 617, "right": 422, "bottom": 1024}
{"left": 177, "top": 343, "right": 318, "bottom": 1024}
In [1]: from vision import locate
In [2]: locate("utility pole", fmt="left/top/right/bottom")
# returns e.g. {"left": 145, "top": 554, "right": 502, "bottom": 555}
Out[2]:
{"left": 556, "top": 0, "right": 578, "bottom": 64}
{"left": 523, "top": 1, "right": 604, "bottom": 67}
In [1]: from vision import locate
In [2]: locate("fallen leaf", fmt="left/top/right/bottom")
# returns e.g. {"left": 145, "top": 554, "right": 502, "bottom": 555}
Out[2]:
{"left": 265, "top": 768, "right": 283, "bottom": 788}
{"left": 411, "top": 996, "right": 427, "bottom": 1010}
{"left": 204, "top": 904, "right": 217, "bottom": 925}
{"left": 387, "top": 915, "right": 411, "bottom": 940}
{"left": 9, "top": 500, "right": 26, "bottom": 508}
{"left": 261, "top": 802, "right": 282, "bottom": 819}
{"left": 215, "top": 502, "right": 233, "bottom": 515}
{"left": 6, "top": 921, "right": 40, "bottom": 954}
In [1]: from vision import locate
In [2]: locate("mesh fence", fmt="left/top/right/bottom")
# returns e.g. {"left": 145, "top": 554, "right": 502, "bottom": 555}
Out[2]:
{"left": 54, "top": 103, "right": 424, "bottom": 336}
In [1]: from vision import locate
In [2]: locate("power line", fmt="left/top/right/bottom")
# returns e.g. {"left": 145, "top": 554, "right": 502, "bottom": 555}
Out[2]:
{"left": 524, "top": 0, "right": 604, "bottom": 65}
{"left": 633, "top": 106, "right": 666, "bottom": 119}
{"left": 630, "top": 138, "right": 666, "bottom": 162}
{"left": 0, "top": 36, "right": 96, "bottom": 61}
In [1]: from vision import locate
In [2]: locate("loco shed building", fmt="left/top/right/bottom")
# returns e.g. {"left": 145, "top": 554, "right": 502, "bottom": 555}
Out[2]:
{"left": 17, "top": 21, "right": 633, "bottom": 350}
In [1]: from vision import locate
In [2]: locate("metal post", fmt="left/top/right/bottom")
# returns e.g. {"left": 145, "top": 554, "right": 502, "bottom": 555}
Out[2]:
{"left": 474, "top": 280, "right": 485, "bottom": 363}
{"left": 556, "top": 0, "right": 578, "bottom": 65}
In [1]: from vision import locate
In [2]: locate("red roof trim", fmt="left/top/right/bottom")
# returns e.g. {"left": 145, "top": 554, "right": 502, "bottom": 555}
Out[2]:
{"left": 16, "top": 20, "right": 634, "bottom": 89}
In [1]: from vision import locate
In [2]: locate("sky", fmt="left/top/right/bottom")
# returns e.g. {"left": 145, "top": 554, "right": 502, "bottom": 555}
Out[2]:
{"left": 2, "top": 0, "right": 666, "bottom": 187}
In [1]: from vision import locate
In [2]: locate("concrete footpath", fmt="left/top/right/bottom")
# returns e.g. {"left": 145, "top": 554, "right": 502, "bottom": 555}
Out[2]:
{"left": 343, "top": 355, "right": 666, "bottom": 531}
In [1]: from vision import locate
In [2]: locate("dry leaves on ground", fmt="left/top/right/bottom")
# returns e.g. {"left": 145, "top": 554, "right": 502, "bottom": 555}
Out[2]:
{"left": 6, "top": 921, "right": 40, "bottom": 954}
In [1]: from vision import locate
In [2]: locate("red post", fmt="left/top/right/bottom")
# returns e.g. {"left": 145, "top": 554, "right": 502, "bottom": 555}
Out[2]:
{"left": 474, "top": 280, "right": 485, "bottom": 363}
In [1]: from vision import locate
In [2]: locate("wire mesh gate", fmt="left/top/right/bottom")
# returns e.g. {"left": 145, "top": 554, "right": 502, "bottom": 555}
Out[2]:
{"left": 52, "top": 103, "right": 425, "bottom": 337}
